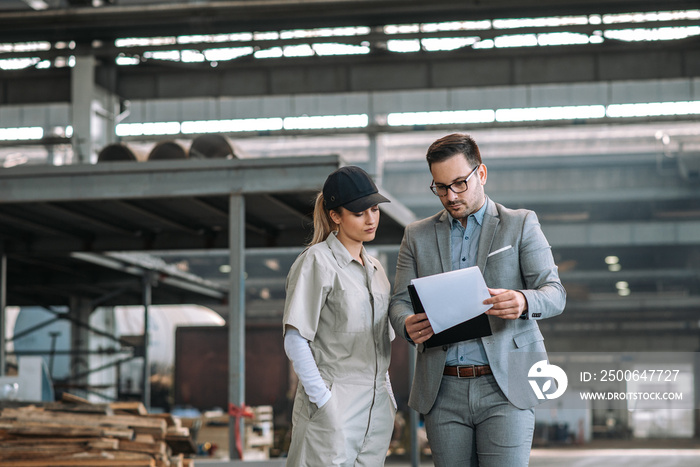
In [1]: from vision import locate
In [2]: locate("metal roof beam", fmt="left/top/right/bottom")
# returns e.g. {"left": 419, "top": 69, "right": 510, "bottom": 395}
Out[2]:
{"left": 0, "top": 156, "right": 339, "bottom": 202}
{"left": 3, "top": 0, "right": 698, "bottom": 42}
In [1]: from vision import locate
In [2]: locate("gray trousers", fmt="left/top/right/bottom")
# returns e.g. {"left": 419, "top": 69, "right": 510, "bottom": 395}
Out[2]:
{"left": 424, "top": 374, "right": 535, "bottom": 467}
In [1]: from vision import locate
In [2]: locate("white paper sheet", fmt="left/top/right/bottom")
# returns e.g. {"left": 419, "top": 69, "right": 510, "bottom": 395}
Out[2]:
{"left": 410, "top": 266, "right": 493, "bottom": 334}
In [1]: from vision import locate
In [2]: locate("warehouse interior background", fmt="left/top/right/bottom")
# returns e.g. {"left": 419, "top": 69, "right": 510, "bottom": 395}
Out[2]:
{"left": 0, "top": 0, "right": 699, "bottom": 465}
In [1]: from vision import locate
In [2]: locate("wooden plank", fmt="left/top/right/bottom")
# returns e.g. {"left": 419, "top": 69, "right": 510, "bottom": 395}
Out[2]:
{"left": 0, "top": 407, "right": 166, "bottom": 435}
{"left": 49, "top": 394, "right": 113, "bottom": 415}
{"left": 1, "top": 421, "right": 133, "bottom": 439}
{"left": 164, "top": 433, "right": 196, "bottom": 456}
{"left": 119, "top": 439, "right": 167, "bottom": 456}
{"left": 166, "top": 426, "right": 189, "bottom": 437}
{"left": 61, "top": 393, "right": 91, "bottom": 404}
{"left": 0, "top": 401, "right": 194, "bottom": 467}
{"left": 110, "top": 402, "right": 148, "bottom": 416}
{"left": 46, "top": 402, "right": 113, "bottom": 415}
{"left": 0, "top": 459, "right": 155, "bottom": 466}
{"left": 148, "top": 413, "right": 177, "bottom": 427}
{"left": 54, "top": 451, "right": 154, "bottom": 461}
{"left": 0, "top": 437, "right": 119, "bottom": 449}
{"left": 0, "top": 445, "right": 84, "bottom": 461}
{"left": 134, "top": 434, "right": 156, "bottom": 443}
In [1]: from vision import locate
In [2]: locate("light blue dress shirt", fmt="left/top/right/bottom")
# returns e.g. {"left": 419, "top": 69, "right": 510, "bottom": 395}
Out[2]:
{"left": 444, "top": 201, "right": 489, "bottom": 366}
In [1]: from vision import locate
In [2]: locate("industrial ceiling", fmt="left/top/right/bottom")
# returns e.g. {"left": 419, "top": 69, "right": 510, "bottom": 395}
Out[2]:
{"left": 1, "top": 0, "right": 699, "bottom": 348}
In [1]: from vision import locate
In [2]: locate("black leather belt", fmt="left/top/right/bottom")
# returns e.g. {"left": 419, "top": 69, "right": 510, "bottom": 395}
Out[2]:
{"left": 444, "top": 365, "right": 492, "bottom": 378}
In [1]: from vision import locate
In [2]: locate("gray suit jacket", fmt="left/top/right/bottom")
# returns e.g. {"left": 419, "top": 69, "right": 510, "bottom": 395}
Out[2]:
{"left": 389, "top": 197, "right": 566, "bottom": 412}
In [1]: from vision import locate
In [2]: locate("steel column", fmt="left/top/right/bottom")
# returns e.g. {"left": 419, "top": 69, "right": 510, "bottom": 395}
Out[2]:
{"left": 69, "top": 296, "right": 92, "bottom": 399}
{"left": 229, "top": 193, "right": 246, "bottom": 459}
{"left": 0, "top": 248, "right": 6, "bottom": 377}
{"left": 142, "top": 273, "right": 152, "bottom": 411}
{"left": 71, "top": 54, "right": 96, "bottom": 164}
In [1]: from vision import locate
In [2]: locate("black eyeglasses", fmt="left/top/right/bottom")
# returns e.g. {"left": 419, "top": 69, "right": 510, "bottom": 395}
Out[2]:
{"left": 430, "top": 165, "right": 480, "bottom": 196}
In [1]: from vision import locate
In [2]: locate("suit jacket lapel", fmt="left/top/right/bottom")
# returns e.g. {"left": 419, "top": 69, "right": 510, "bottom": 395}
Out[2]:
{"left": 435, "top": 211, "right": 452, "bottom": 272}
{"left": 477, "top": 198, "right": 500, "bottom": 272}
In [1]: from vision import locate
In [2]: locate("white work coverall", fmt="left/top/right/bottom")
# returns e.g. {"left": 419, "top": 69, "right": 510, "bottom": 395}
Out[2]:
{"left": 283, "top": 232, "right": 395, "bottom": 466}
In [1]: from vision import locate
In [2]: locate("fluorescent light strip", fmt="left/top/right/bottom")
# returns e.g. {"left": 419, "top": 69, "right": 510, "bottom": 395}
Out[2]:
{"left": 496, "top": 105, "right": 606, "bottom": 122}
{"left": 283, "top": 114, "right": 368, "bottom": 130}
{"left": 388, "top": 101, "right": 700, "bottom": 126}
{"left": 181, "top": 118, "right": 283, "bottom": 134}
{"left": 119, "top": 114, "right": 368, "bottom": 136}
{"left": 111, "top": 101, "right": 700, "bottom": 137}
{"left": 607, "top": 101, "right": 700, "bottom": 118}
{"left": 0, "top": 127, "right": 44, "bottom": 141}
{"left": 116, "top": 122, "right": 180, "bottom": 137}
{"left": 387, "top": 110, "right": 495, "bottom": 126}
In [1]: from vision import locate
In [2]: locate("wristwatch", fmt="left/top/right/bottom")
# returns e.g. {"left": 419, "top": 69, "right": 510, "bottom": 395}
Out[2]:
{"left": 519, "top": 309, "right": 529, "bottom": 320}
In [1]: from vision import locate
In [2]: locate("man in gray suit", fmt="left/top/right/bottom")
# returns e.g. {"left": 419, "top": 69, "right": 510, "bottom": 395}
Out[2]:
{"left": 389, "top": 133, "right": 566, "bottom": 466}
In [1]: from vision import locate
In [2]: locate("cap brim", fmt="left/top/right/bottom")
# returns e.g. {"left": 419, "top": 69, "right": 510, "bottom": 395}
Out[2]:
{"left": 342, "top": 192, "right": 391, "bottom": 213}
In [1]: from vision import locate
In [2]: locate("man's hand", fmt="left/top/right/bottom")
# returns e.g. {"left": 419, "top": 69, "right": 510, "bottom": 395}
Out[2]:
{"left": 405, "top": 313, "right": 434, "bottom": 344}
{"left": 484, "top": 288, "right": 527, "bottom": 320}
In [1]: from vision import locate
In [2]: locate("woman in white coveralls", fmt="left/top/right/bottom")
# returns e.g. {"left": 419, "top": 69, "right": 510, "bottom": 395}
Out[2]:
{"left": 283, "top": 166, "right": 396, "bottom": 466}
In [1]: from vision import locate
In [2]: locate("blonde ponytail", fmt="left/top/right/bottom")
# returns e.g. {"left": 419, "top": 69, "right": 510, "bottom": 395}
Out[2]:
{"left": 308, "top": 192, "right": 338, "bottom": 246}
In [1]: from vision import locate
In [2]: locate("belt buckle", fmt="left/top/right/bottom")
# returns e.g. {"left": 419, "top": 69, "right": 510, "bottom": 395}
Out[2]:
{"left": 456, "top": 365, "right": 476, "bottom": 379}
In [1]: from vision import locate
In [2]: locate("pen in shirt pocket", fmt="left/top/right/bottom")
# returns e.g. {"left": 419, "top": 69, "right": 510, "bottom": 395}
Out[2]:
{"left": 487, "top": 245, "right": 512, "bottom": 257}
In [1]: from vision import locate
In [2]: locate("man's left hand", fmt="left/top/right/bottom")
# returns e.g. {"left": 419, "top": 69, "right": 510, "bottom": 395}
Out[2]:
{"left": 484, "top": 288, "right": 527, "bottom": 320}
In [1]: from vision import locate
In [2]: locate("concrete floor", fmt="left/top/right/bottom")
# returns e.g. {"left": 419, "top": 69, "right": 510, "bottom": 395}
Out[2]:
{"left": 384, "top": 439, "right": 700, "bottom": 467}
{"left": 194, "top": 440, "right": 700, "bottom": 466}
{"left": 529, "top": 448, "right": 700, "bottom": 467}
{"left": 196, "top": 449, "right": 700, "bottom": 467}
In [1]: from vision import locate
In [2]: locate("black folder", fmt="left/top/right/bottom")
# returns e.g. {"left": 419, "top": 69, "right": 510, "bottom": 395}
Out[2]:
{"left": 408, "top": 283, "right": 493, "bottom": 348}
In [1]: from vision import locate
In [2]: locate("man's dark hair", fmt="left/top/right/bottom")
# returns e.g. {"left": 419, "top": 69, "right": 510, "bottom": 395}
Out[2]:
{"left": 426, "top": 133, "right": 482, "bottom": 168}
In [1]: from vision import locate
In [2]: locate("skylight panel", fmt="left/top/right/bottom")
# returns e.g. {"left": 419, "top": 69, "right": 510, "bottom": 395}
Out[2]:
{"left": 604, "top": 26, "right": 700, "bottom": 42}
{"left": 143, "top": 50, "right": 181, "bottom": 62}
{"left": 384, "top": 24, "right": 421, "bottom": 35}
{"left": 494, "top": 34, "right": 539, "bottom": 48}
{"left": 115, "top": 37, "right": 176, "bottom": 47}
{"left": 537, "top": 32, "right": 591, "bottom": 46}
{"left": 181, "top": 50, "right": 206, "bottom": 63}
{"left": 283, "top": 44, "right": 314, "bottom": 57}
{"left": 177, "top": 33, "right": 254, "bottom": 44}
{"left": 313, "top": 43, "right": 370, "bottom": 56}
{"left": 280, "top": 26, "right": 370, "bottom": 39}
{"left": 387, "top": 39, "right": 421, "bottom": 53}
{"left": 203, "top": 47, "right": 254, "bottom": 61}
{"left": 421, "top": 20, "right": 492, "bottom": 32}
{"left": 254, "top": 47, "right": 283, "bottom": 59}
{"left": 422, "top": 37, "right": 480, "bottom": 51}
{"left": 603, "top": 10, "right": 700, "bottom": 24}
{"left": 116, "top": 55, "right": 140, "bottom": 66}
{"left": 0, "top": 57, "right": 41, "bottom": 70}
{"left": 493, "top": 16, "right": 589, "bottom": 29}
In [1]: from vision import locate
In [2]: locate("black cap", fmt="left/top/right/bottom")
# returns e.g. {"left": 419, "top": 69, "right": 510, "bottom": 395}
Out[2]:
{"left": 323, "top": 166, "right": 390, "bottom": 213}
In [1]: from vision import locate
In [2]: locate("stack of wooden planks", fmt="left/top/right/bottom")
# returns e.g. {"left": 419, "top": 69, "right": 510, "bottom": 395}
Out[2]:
{"left": 0, "top": 394, "right": 195, "bottom": 467}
